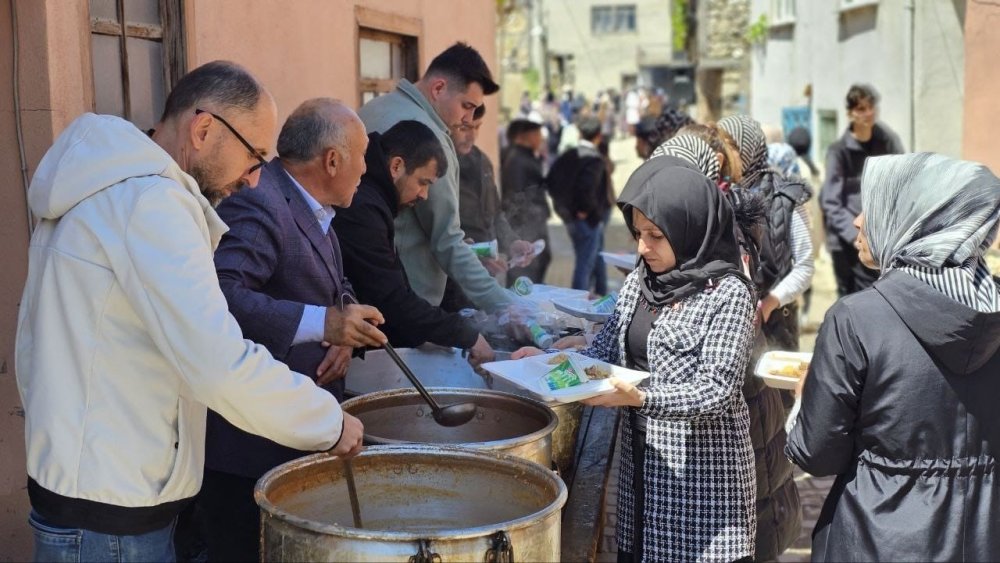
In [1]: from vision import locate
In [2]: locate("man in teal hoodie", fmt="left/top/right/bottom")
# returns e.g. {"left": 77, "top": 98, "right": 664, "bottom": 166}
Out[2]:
{"left": 358, "top": 43, "right": 514, "bottom": 313}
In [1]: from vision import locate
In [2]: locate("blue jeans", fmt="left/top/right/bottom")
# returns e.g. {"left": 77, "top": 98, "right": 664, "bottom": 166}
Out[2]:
{"left": 567, "top": 218, "right": 608, "bottom": 295}
{"left": 29, "top": 511, "right": 177, "bottom": 563}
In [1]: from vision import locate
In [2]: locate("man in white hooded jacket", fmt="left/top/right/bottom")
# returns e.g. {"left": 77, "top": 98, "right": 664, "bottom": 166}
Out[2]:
{"left": 15, "top": 61, "right": 385, "bottom": 562}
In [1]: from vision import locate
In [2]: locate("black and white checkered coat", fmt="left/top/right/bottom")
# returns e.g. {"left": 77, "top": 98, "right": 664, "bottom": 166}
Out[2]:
{"left": 583, "top": 271, "right": 758, "bottom": 562}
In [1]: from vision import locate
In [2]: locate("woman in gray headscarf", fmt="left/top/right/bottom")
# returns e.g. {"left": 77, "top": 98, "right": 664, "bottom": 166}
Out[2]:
{"left": 786, "top": 152, "right": 1000, "bottom": 562}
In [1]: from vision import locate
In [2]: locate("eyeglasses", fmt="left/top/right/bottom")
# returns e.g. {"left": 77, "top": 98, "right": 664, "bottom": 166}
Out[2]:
{"left": 195, "top": 109, "right": 268, "bottom": 174}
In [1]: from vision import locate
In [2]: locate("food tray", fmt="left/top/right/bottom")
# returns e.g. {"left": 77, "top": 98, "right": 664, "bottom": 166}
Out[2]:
{"left": 754, "top": 351, "right": 812, "bottom": 390}
{"left": 600, "top": 252, "right": 637, "bottom": 271}
{"left": 480, "top": 351, "right": 649, "bottom": 403}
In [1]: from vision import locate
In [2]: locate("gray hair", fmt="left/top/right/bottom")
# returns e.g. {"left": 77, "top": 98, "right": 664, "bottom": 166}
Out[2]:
{"left": 277, "top": 98, "right": 353, "bottom": 162}
{"left": 862, "top": 152, "right": 1000, "bottom": 271}
{"left": 160, "top": 60, "right": 263, "bottom": 121}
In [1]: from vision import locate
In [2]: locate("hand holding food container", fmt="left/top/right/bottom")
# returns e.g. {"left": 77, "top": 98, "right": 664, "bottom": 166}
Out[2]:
{"left": 482, "top": 351, "right": 649, "bottom": 404}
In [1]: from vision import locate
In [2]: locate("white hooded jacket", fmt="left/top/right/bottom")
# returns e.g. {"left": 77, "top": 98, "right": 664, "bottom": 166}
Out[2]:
{"left": 16, "top": 114, "right": 342, "bottom": 524}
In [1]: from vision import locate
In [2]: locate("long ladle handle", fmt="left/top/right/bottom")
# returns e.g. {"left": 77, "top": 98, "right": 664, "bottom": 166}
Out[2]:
{"left": 381, "top": 342, "right": 444, "bottom": 413}
{"left": 343, "top": 458, "right": 363, "bottom": 528}
{"left": 339, "top": 292, "right": 444, "bottom": 413}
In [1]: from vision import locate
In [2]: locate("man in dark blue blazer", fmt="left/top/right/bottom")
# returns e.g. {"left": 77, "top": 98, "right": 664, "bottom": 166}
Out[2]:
{"left": 198, "top": 99, "right": 387, "bottom": 561}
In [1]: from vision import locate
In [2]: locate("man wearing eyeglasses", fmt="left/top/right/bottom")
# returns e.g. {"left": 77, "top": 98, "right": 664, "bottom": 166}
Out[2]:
{"left": 358, "top": 42, "right": 515, "bottom": 315}
{"left": 15, "top": 61, "right": 369, "bottom": 562}
{"left": 197, "top": 98, "right": 385, "bottom": 561}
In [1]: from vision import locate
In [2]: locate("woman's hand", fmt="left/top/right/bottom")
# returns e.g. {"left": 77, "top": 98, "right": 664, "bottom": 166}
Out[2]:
{"left": 759, "top": 294, "right": 781, "bottom": 323}
{"left": 511, "top": 346, "right": 544, "bottom": 360}
{"left": 581, "top": 377, "right": 645, "bottom": 408}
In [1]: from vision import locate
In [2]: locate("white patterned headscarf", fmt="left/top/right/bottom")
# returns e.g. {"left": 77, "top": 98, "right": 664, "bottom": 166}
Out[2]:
{"left": 718, "top": 115, "right": 769, "bottom": 189}
{"left": 862, "top": 152, "right": 1000, "bottom": 311}
{"left": 650, "top": 134, "right": 722, "bottom": 182}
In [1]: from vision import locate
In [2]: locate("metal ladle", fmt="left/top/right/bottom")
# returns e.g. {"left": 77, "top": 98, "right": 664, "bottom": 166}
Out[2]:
{"left": 341, "top": 294, "right": 478, "bottom": 427}
{"left": 381, "top": 342, "right": 479, "bottom": 427}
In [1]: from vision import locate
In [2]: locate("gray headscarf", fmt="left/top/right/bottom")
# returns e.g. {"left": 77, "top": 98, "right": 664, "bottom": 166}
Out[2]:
{"left": 718, "top": 114, "right": 769, "bottom": 189}
{"left": 862, "top": 152, "right": 1000, "bottom": 311}
{"left": 649, "top": 134, "right": 722, "bottom": 182}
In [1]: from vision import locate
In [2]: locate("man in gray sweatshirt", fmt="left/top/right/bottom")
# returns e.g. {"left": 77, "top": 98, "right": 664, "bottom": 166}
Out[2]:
{"left": 358, "top": 43, "right": 513, "bottom": 313}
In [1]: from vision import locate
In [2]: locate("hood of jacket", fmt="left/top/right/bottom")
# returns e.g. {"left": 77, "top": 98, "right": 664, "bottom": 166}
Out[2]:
{"left": 360, "top": 132, "right": 401, "bottom": 216}
{"left": 29, "top": 113, "right": 214, "bottom": 220}
{"left": 875, "top": 270, "right": 1000, "bottom": 374}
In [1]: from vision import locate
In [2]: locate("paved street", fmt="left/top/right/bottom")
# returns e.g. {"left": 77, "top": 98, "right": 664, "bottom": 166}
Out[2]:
{"left": 544, "top": 137, "right": 837, "bottom": 562}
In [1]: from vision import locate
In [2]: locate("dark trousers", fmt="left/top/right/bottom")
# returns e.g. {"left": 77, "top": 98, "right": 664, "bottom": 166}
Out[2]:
{"left": 567, "top": 218, "right": 608, "bottom": 295}
{"left": 830, "top": 244, "right": 878, "bottom": 298}
{"left": 198, "top": 469, "right": 260, "bottom": 563}
{"left": 617, "top": 410, "right": 647, "bottom": 563}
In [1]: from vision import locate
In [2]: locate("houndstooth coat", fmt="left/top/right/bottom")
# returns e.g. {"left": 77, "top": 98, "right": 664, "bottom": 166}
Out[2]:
{"left": 583, "top": 271, "right": 758, "bottom": 562}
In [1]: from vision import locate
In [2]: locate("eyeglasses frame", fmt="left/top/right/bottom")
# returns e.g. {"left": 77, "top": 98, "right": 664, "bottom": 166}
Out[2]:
{"left": 195, "top": 108, "right": 268, "bottom": 174}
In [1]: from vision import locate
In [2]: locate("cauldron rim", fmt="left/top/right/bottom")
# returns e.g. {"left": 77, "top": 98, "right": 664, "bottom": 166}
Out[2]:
{"left": 341, "top": 387, "right": 558, "bottom": 450}
{"left": 254, "top": 444, "right": 568, "bottom": 541}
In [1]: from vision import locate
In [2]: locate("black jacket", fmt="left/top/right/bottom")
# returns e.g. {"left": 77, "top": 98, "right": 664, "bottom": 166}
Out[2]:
{"left": 820, "top": 123, "right": 904, "bottom": 250}
{"left": 744, "top": 332, "right": 802, "bottom": 560}
{"left": 333, "top": 133, "right": 479, "bottom": 350}
{"left": 501, "top": 144, "right": 550, "bottom": 240}
{"left": 546, "top": 143, "right": 611, "bottom": 226}
{"left": 787, "top": 270, "right": 1000, "bottom": 561}
{"left": 458, "top": 146, "right": 518, "bottom": 247}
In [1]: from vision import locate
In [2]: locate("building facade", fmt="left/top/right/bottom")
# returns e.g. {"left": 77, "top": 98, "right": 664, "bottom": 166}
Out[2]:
{"left": 543, "top": 0, "right": 672, "bottom": 99}
{"left": 962, "top": 0, "right": 999, "bottom": 174}
{"left": 748, "top": 0, "right": 965, "bottom": 162}
{"left": 0, "top": 0, "right": 497, "bottom": 557}
{"left": 694, "top": 0, "right": 752, "bottom": 121}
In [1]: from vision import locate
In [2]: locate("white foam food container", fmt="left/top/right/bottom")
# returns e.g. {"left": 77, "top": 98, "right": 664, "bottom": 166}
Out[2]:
{"left": 754, "top": 351, "right": 812, "bottom": 390}
{"left": 480, "top": 351, "right": 650, "bottom": 403}
{"left": 551, "top": 294, "right": 616, "bottom": 323}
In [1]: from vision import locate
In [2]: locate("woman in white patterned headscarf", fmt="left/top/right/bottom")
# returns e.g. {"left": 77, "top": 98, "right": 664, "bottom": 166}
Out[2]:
{"left": 787, "top": 153, "right": 1000, "bottom": 562}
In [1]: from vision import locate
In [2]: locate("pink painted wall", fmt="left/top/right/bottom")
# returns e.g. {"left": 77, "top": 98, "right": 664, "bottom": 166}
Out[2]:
{"left": 962, "top": 0, "right": 1000, "bottom": 174}
{"left": 187, "top": 0, "right": 500, "bottom": 162}
{"left": 0, "top": 1, "right": 92, "bottom": 557}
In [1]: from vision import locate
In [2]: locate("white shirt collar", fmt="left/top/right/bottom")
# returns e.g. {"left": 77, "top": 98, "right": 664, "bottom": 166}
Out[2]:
{"left": 284, "top": 168, "right": 336, "bottom": 234}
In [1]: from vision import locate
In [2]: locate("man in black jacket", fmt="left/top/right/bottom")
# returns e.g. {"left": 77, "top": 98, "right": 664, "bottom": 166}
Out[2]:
{"left": 333, "top": 120, "right": 494, "bottom": 364}
{"left": 502, "top": 119, "right": 551, "bottom": 283}
{"left": 821, "top": 84, "right": 904, "bottom": 297}
{"left": 547, "top": 115, "right": 613, "bottom": 294}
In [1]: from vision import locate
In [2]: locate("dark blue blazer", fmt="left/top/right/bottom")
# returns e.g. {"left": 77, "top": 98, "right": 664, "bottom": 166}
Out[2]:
{"left": 206, "top": 158, "right": 353, "bottom": 479}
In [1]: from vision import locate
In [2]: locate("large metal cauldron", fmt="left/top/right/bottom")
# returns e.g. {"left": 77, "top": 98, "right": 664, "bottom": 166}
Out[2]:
{"left": 346, "top": 345, "right": 584, "bottom": 473}
{"left": 341, "top": 388, "right": 556, "bottom": 467}
{"left": 256, "top": 445, "right": 567, "bottom": 562}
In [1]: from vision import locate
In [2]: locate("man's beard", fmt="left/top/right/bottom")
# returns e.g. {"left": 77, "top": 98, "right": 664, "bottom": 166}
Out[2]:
{"left": 189, "top": 162, "right": 246, "bottom": 207}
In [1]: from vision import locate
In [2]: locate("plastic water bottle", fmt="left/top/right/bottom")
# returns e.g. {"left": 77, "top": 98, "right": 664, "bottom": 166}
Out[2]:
{"left": 528, "top": 321, "right": 555, "bottom": 348}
